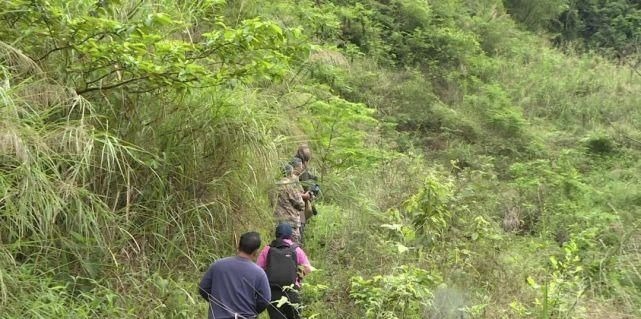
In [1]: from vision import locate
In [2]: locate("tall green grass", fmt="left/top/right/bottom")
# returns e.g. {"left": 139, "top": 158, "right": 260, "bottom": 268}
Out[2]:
{"left": 2, "top": 0, "right": 641, "bottom": 318}
{"left": 0, "top": 37, "right": 285, "bottom": 316}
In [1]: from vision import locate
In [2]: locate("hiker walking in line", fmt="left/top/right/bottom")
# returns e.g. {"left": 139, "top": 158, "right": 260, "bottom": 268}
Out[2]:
{"left": 273, "top": 160, "right": 311, "bottom": 243}
{"left": 292, "top": 144, "right": 320, "bottom": 240}
{"left": 257, "top": 223, "right": 313, "bottom": 319}
{"left": 199, "top": 232, "right": 271, "bottom": 319}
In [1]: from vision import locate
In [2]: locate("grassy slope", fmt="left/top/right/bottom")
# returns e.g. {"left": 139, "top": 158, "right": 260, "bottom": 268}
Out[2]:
{"left": 1, "top": 0, "right": 640, "bottom": 318}
{"left": 295, "top": 1, "right": 641, "bottom": 318}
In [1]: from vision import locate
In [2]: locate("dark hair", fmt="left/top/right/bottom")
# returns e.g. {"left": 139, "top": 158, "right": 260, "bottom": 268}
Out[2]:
{"left": 296, "top": 144, "right": 311, "bottom": 162}
{"left": 238, "top": 232, "right": 261, "bottom": 254}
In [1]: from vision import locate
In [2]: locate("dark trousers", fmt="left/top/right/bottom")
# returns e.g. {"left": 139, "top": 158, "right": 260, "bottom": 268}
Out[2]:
{"left": 267, "top": 286, "right": 301, "bottom": 319}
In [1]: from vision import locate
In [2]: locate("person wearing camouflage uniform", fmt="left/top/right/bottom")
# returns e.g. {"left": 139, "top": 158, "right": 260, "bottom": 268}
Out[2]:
{"left": 273, "top": 159, "right": 310, "bottom": 243}
{"left": 293, "top": 144, "right": 319, "bottom": 238}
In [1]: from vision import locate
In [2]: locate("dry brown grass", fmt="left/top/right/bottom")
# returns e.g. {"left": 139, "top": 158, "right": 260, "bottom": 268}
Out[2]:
{"left": 309, "top": 49, "right": 349, "bottom": 67}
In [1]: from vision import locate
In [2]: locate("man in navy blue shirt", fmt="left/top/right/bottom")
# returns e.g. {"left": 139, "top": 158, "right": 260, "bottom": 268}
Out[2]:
{"left": 199, "top": 232, "right": 271, "bottom": 319}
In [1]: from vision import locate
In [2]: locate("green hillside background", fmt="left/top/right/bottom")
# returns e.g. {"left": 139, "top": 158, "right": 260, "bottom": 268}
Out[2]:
{"left": 1, "top": 0, "right": 640, "bottom": 318}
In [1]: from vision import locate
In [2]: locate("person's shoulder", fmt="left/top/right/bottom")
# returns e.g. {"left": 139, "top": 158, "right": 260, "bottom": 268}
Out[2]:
{"left": 247, "top": 261, "right": 268, "bottom": 277}
{"left": 294, "top": 246, "right": 311, "bottom": 264}
{"left": 288, "top": 241, "right": 305, "bottom": 253}
{"left": 260, "top": 245, "right": 271, "bottom": 253}
{"left": 279, "top": 176, "right": 295, "bottom": 182}
{"left": 215, "top": 256, "right": 235, "bottom": 262}
{"left": 212, "top": 256, "right": 235, "bottom": 267}
{"left": 294, "top": 246, "right": 307, "bottom": 255}
{"left": 249, "top": 261, "right": 264, "bottom": 270}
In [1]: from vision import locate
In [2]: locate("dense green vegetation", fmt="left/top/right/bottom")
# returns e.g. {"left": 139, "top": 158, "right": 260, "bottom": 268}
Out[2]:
{"left": 507, "top": 0, "right": 641, "bottom": 59}
{"left": 1, "top": 0, "right": 640, "bottom": 318}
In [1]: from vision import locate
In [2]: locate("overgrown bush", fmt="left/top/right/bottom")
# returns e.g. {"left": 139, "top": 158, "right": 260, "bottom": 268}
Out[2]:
{"left": 350, "top": 266, "right": 439, "bottom": 319}
{"left": 2, "top": 0, "right": 641, "bottom": 318}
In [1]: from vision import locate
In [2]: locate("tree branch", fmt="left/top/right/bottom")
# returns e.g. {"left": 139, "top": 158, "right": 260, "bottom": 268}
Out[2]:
{"left": 85, "top": 68, "right": 124, "bottom": 86}
{"left": 76, "top": 75, "right": 149, "bottom": 94}
{"left": 37, "top": 32, "right": 112, "bottom": 62}
{"left": 126, "top": 0, "right": 145, "bottom": 19}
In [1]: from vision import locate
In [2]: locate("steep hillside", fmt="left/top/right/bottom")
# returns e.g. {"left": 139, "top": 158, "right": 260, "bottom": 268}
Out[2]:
{"left": 1, "top": 0, "right": 639, "bottom": 318}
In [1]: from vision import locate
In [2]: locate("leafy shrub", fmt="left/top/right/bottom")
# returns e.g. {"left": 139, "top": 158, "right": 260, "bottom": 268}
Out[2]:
{"left": 584, "top": 133, "right": 616, "bottom": 155}
{"left": 403, "top": 177, "right": 454, "bottom": 245}
{"left": 464, "top": 83, "right": 527, "bottom": 138}
{"left": 504, "top": 0, "right": 569, "bottom": 31}
{"left": 527, "top": 240, "right": 587, "bottom": 318}
{"left": 350, "top": 265, "right": 439, "bottom": 319}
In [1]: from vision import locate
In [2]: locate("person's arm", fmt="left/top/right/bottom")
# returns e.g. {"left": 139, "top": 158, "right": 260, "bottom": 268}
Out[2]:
{"left": 255, "top": 271, "right": 272, "bottom": 314}
{"left": 198, "top": 264, "right": 214, "bottom": 301}
{"left": 288, "top": 186, "right": 305, "bottom": 210}
{"left": 295, "top": 247, "right": 313, "bottom": 277}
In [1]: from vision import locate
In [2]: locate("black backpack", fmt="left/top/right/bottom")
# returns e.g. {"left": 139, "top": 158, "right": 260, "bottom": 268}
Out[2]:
{"left": 265, "top": 239, "right": 299, "bottom": 287}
